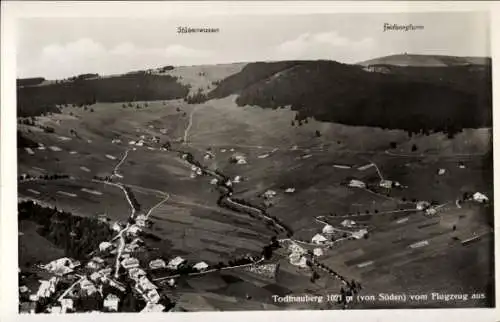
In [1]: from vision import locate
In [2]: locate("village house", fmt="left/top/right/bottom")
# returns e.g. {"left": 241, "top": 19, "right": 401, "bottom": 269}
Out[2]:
{"left": 103, "top": 293, "right": 120, "bottom": 312}
{"left": 351, "top": 229, "right": 368, "bottom": 239}
{"left": 425, "top": 207, "right": 437, "bottom": 215}
{"left": 127, "top": 225, "right": 142, "bottom": 236}
{"left": 210, "top": 178, "right": 218, "bottom": 185}
{"left": 137, "top": 276, "right": 157, "bottom": 291}
{"left": 43, "top": 258, "right": 79, "bottom": 276}
{"left": 322, "top": 224, "right": 335, "bottom": 235}
{"left": 193, "top": 261, "right": 209, "bottom": 271}
{"left": 144, "top": 289, "right": 161, "bottom": 304}
{"left": 311, "top": 233, "right": 328, "bottom": 245}
{"left": 289, "top": 253, "right": 309, "bottom": 268}
{"left": 108, "top": 279, "right": 126, "bottom": 293}
{"left": 233, "top": 175, "right": 242, "bottom": 183}
{"left": 129, "top": 267, "right": 147, "bottom": 281}
{"left": 379, "top": 179, "right": 393, "bottom": 189}
{"left": 60, "top": 298, "right": 73, "bottom": 312}
{"left": 33, "top": 276, "right": 59, "bottom": 301}
{"left": 141, "top": 302, "right": 165, "bottom": 312}
{"left": 263, "top": 190, "right": 277, "bottom": 199}
{"left": 416, "top": 201, "right": 431, "bottom": 211}
{"left": 313, "top": 248, "right": 324, "bottom": 257}
{"left": 167, "top": 256, "right": 187, "bottom": 270}
{"left": 99, "top": 241, "right": 113, "bottom": 252}
{"left": 80, "top": 278, "right": 98, "bottom": 296}
{"left": 348, "top": 179, "right": 366, "bottom": 188}
{"left": 341, "top": 220, "right": 356, "bottom": 228}
{"left": 285, "top": 187, "right": 296, "bottom": 193}
{"left": 438, "top": 168, "right": 446, "bottom": 175}
{"left": 149, "top": 259, "right": 166, "bottom": 270}
{"left": 473, "top": 192, "right": 489, "bottom": 203}
{"left": 121, "top": 257, "right": 140, "bottom": 270}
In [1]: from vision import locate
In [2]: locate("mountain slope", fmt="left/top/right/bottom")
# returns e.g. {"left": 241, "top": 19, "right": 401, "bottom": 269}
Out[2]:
{"left": 207, "top": 59, "right": 491, "bottom": 136}
{"left": 358, "top": 54, "right": 491, "bottom": 67}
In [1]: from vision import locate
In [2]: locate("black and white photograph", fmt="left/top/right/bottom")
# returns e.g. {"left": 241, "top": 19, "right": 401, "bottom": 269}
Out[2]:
{"left": 1, "top": 2, "right": 498, "bottom": 318}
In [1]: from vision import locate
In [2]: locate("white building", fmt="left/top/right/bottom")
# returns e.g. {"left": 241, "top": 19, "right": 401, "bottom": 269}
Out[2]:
{"left": 351, "top": 229, "right": 368, "bottom": 239}
{"left": 289, "top": 254, "right": 309, "bottom": 268}
{"left": 167, "top": 256, "right": 186, "bottom": 270}
{"left": 128, "top": 225, "right": 142, "bottom": 236}
{"left": 167, "top": 278, "right": 176, "bottom": 287}
{"left": 112, "top": 222, "right": 122, "bottom": 232}
{"left": 285, "top": 187, "right": 295, "bottom": 193}
{"left": 473, "top": 192, "right": 489, "bottom": 203}
{"left": 99, "top": 241, "right": 113, "bottom": 252}
{"left": 149, "top": 259, "right": 166, "bottom": 270}
{"left": 379, "top": 180, "right": 393, "bottom": 189}
{"left": 210, "top": 178, "right": 218, "bottom": 185}
{"left": 311, "top": 233, "right": 328, "bottom": 244}
{"left": 426, "top": 208, "right": 437, "bottom": 215}
{"left": 348, "top": 179, "right": 366, "bottom": 188}
{"left": 128, "top": 267, "right": 147, "bottom": 281}
{"left": 141, "top": 303, "right": 165, "bottom": 313}
{"left": 313, "top": 248, "right": 324, "bottom": 257}
{"left": 438, "top": 168, "right": 446, "bottom": 175}
{"left": 322, "top": 224, "right": 335, "bottom": 235}
{"left": 233, "top": 176, "right": 242, "bottom": 183}
{"left": 60, "top": 298, "right": 73, "bottom": 312}
{"left": 103, "top": 294, "right": 120, "bottom": 312}
{"left": 263, "top": 190, "right": 277, "bottom": 199}
{"left": 193, "top": 261, "right": 209, "bottom": 271}
{"left": 121, "top": 257, "right": 140, "bottom": 269}
{"left": 416, "top": 201, "right": 431, "bottom": 211}
{"left": 43, "top": 258, "right": 79, "bottom": 276}
{"left": 341, "top": 220, "right": 356, "bottom": 228}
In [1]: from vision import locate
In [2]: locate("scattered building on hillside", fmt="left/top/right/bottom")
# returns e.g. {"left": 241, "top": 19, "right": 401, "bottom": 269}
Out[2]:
{"left": 135, "top": 214, "right": 150, "bottom": 228}
{"left": 313, "top": 248, "right": 324, "bottom": 257}
{"left": 459, "top": 162, "right": 466, "bottom": 169}
{"left": 379, "top": 179, "right": 393, "bottom": 189}
{"left": 99, "top": 241, "right": 113, "bottom": 252}
{"left": 425, "top": 207, "right": 437, "bottom": 216}
{"left": 288, "top": 243, "right": 307, "bottom": 255}
{"left": 289, "top": 253, "right": 309, "bottom": 268}
{"left": 111, "top": 222, "right": 123, "bottom": 232}
{"left": 33, "top": 276, "right": 59, "bottom": 301}
{"left": 80, "top": 278, "right": 98, "bottom": 296}
{"left": 438, "top": 168, "right": 446, "bottom": 175}
{"left": 167, "top": 256, "right": 186, "bottom": 270}
{"left": 167, "top": 278, "right": 176, "bottom": 287}
{"left": 210, "top": 178, "right": 218, "bottom": 185}
{"left": 416, "top": 201, "right": 431, "bottom": 211}
{"left": 141, "top": 302, "right": 165, "bottom": 313}
{"left": 311, "top": 233, "right": 328, "bottom": 245}
{"left": 121, "top": 257, "right": 140, "bottom": 270}
{"left": 103, "top": 294, "right": 120, "bottom": 312}
{"left": 129, "top": 267, "right": 147, "bottom": 281}
{"left": 473, "top": 192, "right": 489, "bottom": 203}
{"left": 149, "top": 259, "right": 166, "bottom": 270}
{"left": 351, "top": 229, "right": 368, "bottom": 239}
{"left": 60, "top": 298, "right": 74, "bottom": 312}
{"left": 193, "top": 261, "right": 209, "bottom": 271}
{"left": 322, "top": 224, "right": 335, "bottom": 235}
{"left": 128, "top": 225, "right": 142, "bottom": 236}
{"left": 263, "top": 190, "right": 277, "bottom": 199}
{"left": 233, "top": 176, "right": 242, "bottom": 183}
{"left": 348, "top": 179, "right": 366, "bottom": 189}
{"left": 285, "top": 187, "right": 295, "bottom": 193}
{"left": 43, "top": 258, "right": 79, "bottom": 276}
{"left": 341, "top": 220, "right": 356, "bottom": 228}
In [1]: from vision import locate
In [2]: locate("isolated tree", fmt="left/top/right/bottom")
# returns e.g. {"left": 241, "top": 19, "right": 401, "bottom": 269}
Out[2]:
{"left": 315, "top": 130, "right": 321, "bottom": 137}
{"left": 291, "top": 120, "right": 295, "bottom": 126}
{"left": 176, "top": 107, "right": 181, "bottom": 112}
{"left": 90, "top": 108, "right": 94, "bottom": 112}
{"left": 389, "top": 141, "right": 397, "bottom": 149}
{"left": 411, "top": 144, "right": 418, "bottom": 152}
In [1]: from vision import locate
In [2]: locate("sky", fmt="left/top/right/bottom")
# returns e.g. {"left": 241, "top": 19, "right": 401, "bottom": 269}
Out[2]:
{"left": 17, "top": 12, "right": 490, "bottom": 79}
